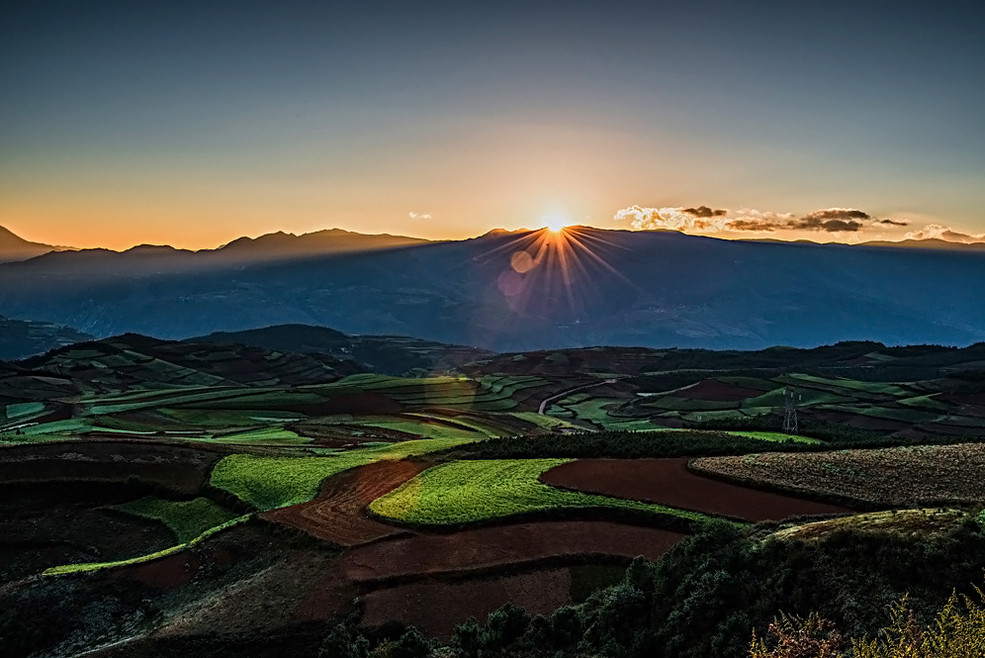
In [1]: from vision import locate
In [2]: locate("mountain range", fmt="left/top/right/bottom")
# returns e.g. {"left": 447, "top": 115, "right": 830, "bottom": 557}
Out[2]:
{"left": 0, "top": 225, "right": 62, "bottom": 263}
{"left": 0, "top": 225, "right": 984, "bottom": 351}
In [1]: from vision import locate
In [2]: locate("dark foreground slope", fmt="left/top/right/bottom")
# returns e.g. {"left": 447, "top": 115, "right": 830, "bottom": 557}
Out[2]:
{"left": 0, "top": 228, "right": 983, "bottom": 350}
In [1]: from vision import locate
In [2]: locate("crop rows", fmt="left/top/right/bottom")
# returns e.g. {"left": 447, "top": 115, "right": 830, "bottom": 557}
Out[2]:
{"left": 692, "top": 442, "right": 985, "bottom": 507}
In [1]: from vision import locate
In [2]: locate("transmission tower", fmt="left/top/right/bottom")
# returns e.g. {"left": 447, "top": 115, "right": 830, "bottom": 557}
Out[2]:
{"left": 783, "top": 387, "right": 800, "bottom": 434}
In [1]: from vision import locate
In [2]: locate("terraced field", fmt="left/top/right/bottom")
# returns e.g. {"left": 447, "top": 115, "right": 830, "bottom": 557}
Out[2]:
{"left": 342, "top": 520, "right": 685, "bottom": 582}
{"left": 5, "top": 336, "right": 985, "bottom": 656}
{"left": 210, "top": 437, "right": 475, "bottom": 510}
{"left": 263, "top": 460, "right": 427, "bottom": 546}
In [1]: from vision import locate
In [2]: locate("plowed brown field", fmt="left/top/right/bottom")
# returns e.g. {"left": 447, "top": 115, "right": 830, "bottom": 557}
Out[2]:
{"left": 692, "top": 443, "right": 985, "bottom": 507}
{"left": 263, "top": 460, "right": 426, "bottom": 546}
{"left": 360, "top": 569, "right": 571, "bottom": 640}
{"left": 542, "top": 458, "right": 850, "bottom": 521}
{"left": 343, "top": 520, "right": 684, "bottom": 582}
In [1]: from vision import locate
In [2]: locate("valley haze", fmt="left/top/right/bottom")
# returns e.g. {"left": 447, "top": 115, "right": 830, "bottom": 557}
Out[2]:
{"left": 0, "top": 224, "right": 982, "bottom": 352}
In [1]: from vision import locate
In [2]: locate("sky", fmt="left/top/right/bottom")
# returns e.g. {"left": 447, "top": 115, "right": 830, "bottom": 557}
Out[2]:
{"left": 1, "top": 0, "right": 983, "bottom": 250}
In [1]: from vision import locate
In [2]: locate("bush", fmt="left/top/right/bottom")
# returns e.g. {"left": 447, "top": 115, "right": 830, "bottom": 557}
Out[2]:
{"left": 391, "top": 627, "right": 434, "bottom": 658}
{"left": 451, "top": 617, "right": 481, "bottom": 658}
{"left": 481, "top": 603, "right": 530, "bottom": 653}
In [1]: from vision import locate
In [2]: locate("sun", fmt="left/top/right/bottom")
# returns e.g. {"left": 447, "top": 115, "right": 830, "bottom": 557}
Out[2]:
{"left": 542, "top": 211, "right": 570, "bottom": 233}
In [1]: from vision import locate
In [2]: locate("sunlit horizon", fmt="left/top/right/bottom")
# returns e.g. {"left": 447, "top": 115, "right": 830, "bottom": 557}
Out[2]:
{"left": 2, "top": 4, "right": 982, "bottom": 254}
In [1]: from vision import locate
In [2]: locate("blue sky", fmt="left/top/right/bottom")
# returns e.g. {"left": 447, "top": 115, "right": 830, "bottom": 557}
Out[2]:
{"left": 2, "top": 1, "right": 983, "bottom": 249}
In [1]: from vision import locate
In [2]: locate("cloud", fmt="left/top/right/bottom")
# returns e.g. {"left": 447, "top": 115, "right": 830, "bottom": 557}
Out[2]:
{"left": 683, "top": 205, "right": 727, "bottom": 218}
{"left": 408, "top": 211, "right": 432, "bottom": 220}
{"left": 904, "top": 224, "right": 985, "bottom": 243}
{"left": 787, "top": 208, "right": 872, "bottom": 232}
{"left": 614, "top": 206, "right": 746, "bottom": 232}
{"left": 615, "top": 205, "right": 910, "bottom": 235}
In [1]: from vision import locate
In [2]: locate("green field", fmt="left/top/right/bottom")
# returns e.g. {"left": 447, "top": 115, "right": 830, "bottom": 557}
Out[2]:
{"left": 210, "top": 437, "right": 478, "bottom": 510}
{"left": 725, "top": 430, "right": 821, "bottom": 444}
{"left": 369, "top": 459, "right": 715, "bottom": 526}
{"left": 112, "top": 496, "right": 240, "bottom": 542}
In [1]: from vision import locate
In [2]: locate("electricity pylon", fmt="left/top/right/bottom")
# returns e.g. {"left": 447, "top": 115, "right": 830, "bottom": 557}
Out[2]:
{"left": 783, "top": 387, "right": 800, "bottom": 434}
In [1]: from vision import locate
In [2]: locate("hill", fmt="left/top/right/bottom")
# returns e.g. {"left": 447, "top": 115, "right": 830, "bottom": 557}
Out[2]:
{"left": 0, "top": 315, "right": 94, "bottom": 360}
{"left": 0, "top": 227, "right": 984, "bottom": 350}
{"left": 0, "top": 225, "right": 58, "bottom": 263}
{"left": 14, "top": 333, "right": 365, "bottom": 393}
{"left": 195, "top": 324, "right": 493, "bottom": 376}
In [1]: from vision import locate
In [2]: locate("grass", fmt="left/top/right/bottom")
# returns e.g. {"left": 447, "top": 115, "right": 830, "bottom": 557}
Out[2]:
{"left": 725, "top": 430, "right": 822, "bottom": 445}
{"left": 44, "top": 514, "right": 251, "bottom": 575}
{"left": 509, "top": 411, "right": 585, "bottom": 431}
{"left": 210, "top": 437, "right": 477, "bottom": 510}
{"left": 0, "top": 419, "right": 93, "bottom": 441}
{"left": 206, "top": 427, "right": 311, "bottom": 445}
{"left": 347, "top": 417, "right": 490, "bottom": 440}
{"left": 368, "top": 459, "right": 717, "bottom": 526}
{"left": 767, "top": 508, "right": 967, "bottom": 542}
{"left": 112, "top": 496, "right": 240, "bottom": 542}
{"left": 4, "top": 401, "right": 45, "bottom": 420}
{"left": 783, "top": 373, "right": 911, "bottom": 396}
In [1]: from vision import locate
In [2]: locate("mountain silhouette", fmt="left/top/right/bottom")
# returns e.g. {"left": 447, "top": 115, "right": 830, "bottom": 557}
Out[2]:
{"left": 0, "top": 225, "right": 59, "bottom": 263}
{"left": 0, "top": 227, "right": 983, "bottom": 351}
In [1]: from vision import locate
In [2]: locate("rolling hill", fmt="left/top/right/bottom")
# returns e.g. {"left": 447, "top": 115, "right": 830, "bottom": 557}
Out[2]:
{"left": 194, "top": 324, "right": 493, "bottom": 376}
{"left": 0, "top": 315, "right": 94, "bottom": 360}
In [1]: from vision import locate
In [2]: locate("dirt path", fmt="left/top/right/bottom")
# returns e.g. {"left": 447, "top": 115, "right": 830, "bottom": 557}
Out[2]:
{"left": 263, "top": 460, "right": 426, "bottom": 546}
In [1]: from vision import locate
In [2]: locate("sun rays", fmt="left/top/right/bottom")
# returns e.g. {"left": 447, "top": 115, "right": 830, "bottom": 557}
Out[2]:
{"left": 477, "top": 225, "right": 634, "bottom": 320}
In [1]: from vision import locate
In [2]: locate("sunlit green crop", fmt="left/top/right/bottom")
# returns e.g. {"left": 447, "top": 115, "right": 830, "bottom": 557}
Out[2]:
{"left": 369, "top": 459, "right": 718, "bottom": 526}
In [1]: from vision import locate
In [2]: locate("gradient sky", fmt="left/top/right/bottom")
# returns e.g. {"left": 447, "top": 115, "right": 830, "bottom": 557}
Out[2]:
{"left": 2, "top": 1, "right": 983, "bottom": 250}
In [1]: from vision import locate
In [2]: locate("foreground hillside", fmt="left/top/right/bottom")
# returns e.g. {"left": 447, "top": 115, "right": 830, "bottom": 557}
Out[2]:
{"left": 1, "top": 334, "right": 984, "bottom": 657}
{"left": 1, "top": 227, "right": 984, "bottom": 350}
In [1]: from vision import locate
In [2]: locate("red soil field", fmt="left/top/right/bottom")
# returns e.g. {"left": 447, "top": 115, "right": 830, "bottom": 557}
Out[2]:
{"left": 361, "top": 569, "right": 572, "bottom": 640}
{"left": 675, "top": 378, "right": 762, "bottom": 401}
{"left": 126, "top": 551, "right": 203, "bottom": 590}
{"left": 343, "top": 520, "right": 684, "bottom": 582}
{"left": 542, "top": 458, "right": 850, "bottom": 522}
{"left": 263, "top": 460, "right": 426, "bottom": 546}
{"left": 295, "top": 564, "right": 354, "bottom": 622}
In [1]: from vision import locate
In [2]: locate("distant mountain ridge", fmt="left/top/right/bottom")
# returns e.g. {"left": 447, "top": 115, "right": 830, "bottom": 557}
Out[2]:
{"left": 1, "top": 226, "right": 984, "bottom": 351}
{"left": 216, "top": 228, "right": 431, "bottom": 262}
{"left": 0, "top": 225, "right": 60, "bottom": 263}
{"left": 5, "top": 226, "right": 430, "bottom": 273}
